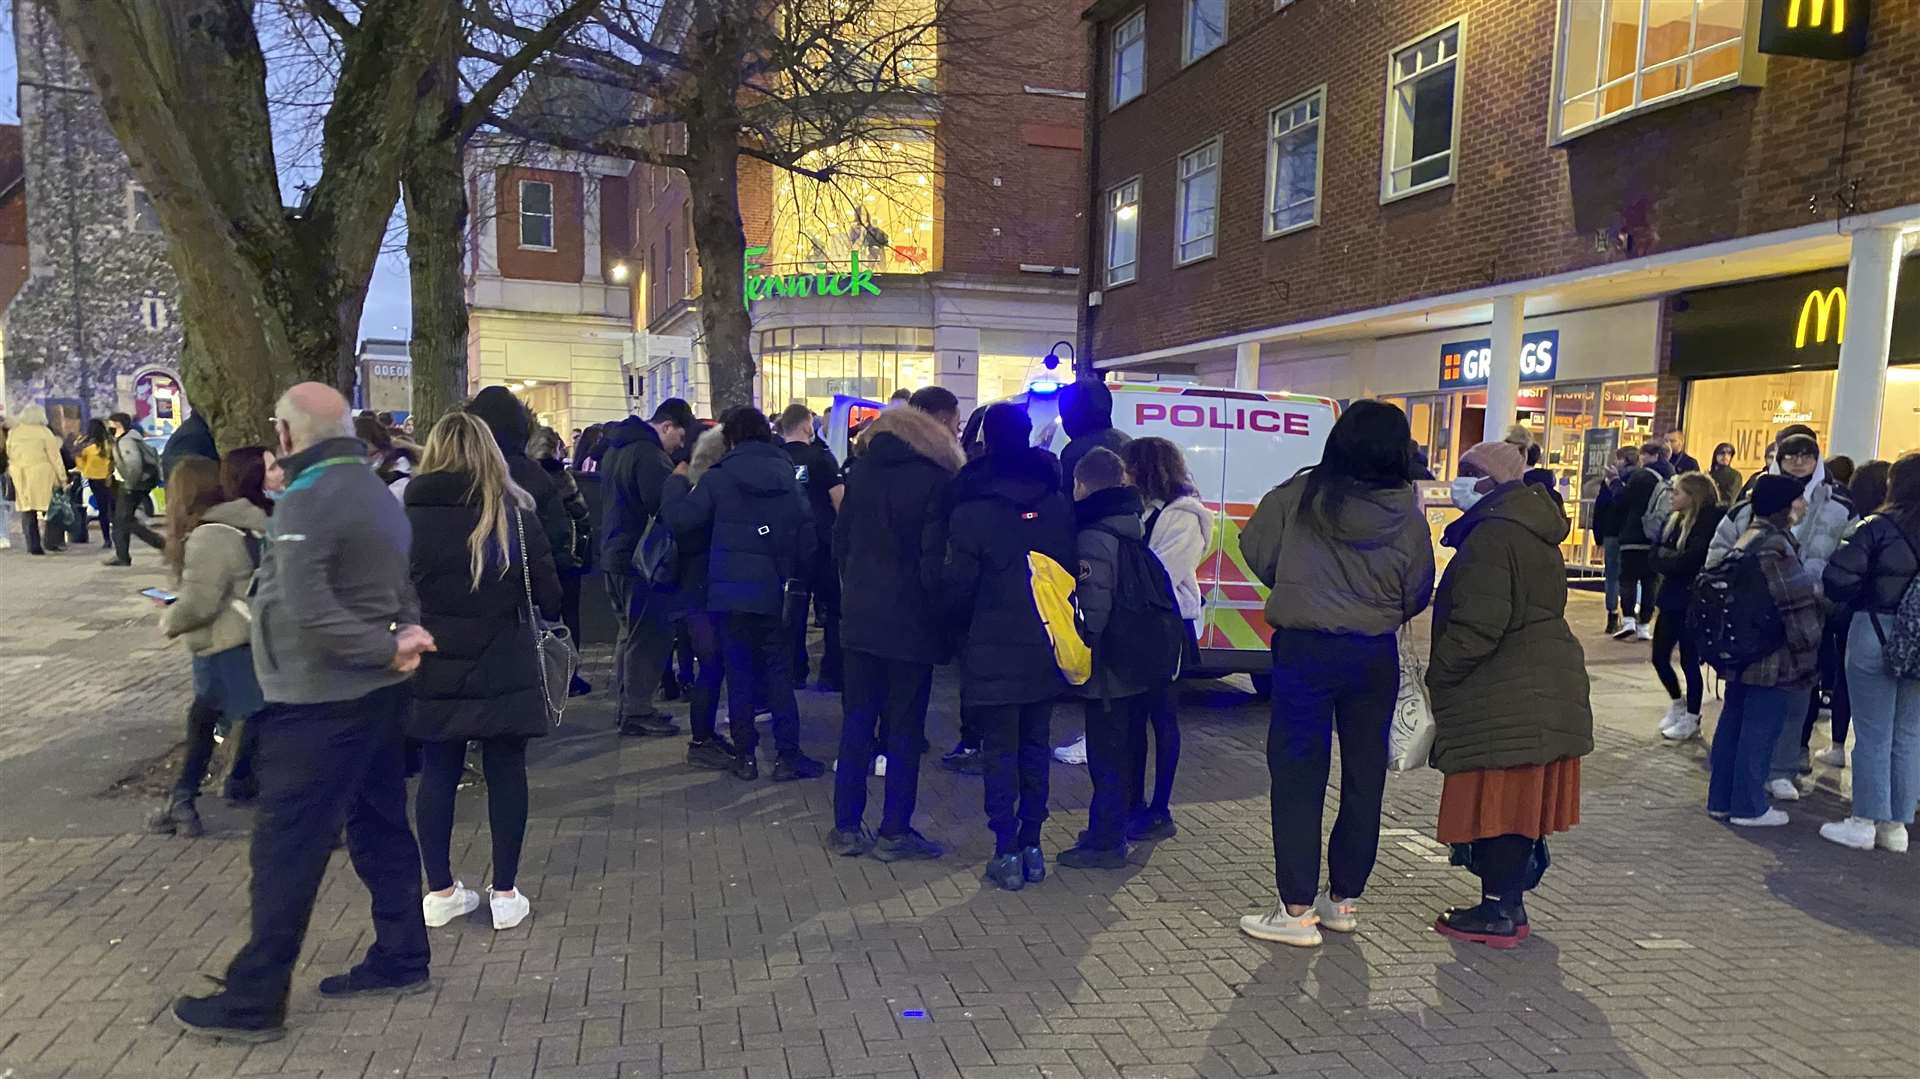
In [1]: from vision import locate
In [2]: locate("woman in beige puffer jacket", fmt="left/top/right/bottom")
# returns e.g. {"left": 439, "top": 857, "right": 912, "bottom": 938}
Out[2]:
{"left": 5, "top": 405, "right": 70, "bottom": 554}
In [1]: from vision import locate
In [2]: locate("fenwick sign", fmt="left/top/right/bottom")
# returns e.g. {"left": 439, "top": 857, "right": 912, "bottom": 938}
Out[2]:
{"left": 743, "top": 246, "right": 883, "bottom": 308}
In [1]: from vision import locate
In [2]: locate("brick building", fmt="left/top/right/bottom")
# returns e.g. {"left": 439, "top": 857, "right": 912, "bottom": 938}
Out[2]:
{"left": 1081, "top": 0, "right": 1920, "bottom": 564}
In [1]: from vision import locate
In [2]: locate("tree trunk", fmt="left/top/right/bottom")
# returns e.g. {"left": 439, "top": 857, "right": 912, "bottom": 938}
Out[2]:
{"left": 403, "top": 30, "right": 471, "bottom": 433}
{"left": 685, "top": 130, "right": 754, "bottom": 413}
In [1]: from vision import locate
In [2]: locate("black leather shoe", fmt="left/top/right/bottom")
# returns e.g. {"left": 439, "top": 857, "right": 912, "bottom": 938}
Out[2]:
{"left": 772, "top": 754, "right": 826, "bottom": 782}
{"left": 686, "top": 739, "right": 737, "bottom": 771}
{"left": 1433, "top": 901, "right": 1524, "bottom": 949}
{"left": 872, "top": 829, "right": 943, "bottom": 862}
{"left": 316, "top": 967, "right": 432, "bottom": 998}
{"left": 171, "top": 993, "right": 285, "bottom": 1043}
{"left": 146, "top": 797, "right": 204, "bottom": 838}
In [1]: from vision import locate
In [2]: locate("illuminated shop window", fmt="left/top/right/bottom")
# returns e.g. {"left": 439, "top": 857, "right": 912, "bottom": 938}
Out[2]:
{"left": 1556, "top": 0, "right": 1748, "bottom": 138}
{"left": 769, "top": 135, "right": 937, "bottom": 276}
{"left": 757, "top": 326, "right": 936, "bottom": 414}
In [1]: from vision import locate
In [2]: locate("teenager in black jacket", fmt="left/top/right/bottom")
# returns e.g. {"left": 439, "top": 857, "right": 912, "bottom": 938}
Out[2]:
{"left": 404, "top": 414, "right": 561, "bottom": 933}
{"left": 826, "top": 404, "right": 966, "bottom": 861}
{"left": 663, "top": 407, "right": 823, "bottom": 782}
{"left": 944, "top": 404, "right": 1077, "bottom": 891}
{"left": 1647, "top": 473, "right": 1723, "bottom": 742}
{"left": 1612, "top": 441, "right": 1673, "bottom": 641}
{"left": 597, "top": 399, "right": 695, "bottom": 735}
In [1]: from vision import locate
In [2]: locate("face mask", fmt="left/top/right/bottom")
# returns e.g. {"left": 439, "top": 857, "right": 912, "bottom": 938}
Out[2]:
{"left": 1450, "top": 476, "right": 1485, "bottom": 511}
{"left": 264, "top": 487, "right": 284, "bottom": 502}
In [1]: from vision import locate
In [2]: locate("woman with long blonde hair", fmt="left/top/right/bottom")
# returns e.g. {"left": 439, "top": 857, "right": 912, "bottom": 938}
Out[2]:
{"left": 1648, "top": 472, "right": 1725, "bottom": 741}
{"left": 404, "top": 411, "right": 561, "bottom": 932}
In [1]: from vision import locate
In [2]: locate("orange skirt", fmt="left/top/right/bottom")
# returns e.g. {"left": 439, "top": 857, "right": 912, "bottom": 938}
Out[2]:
{"left": 1436, "top": 757, "right": 1582, "bottom": 845}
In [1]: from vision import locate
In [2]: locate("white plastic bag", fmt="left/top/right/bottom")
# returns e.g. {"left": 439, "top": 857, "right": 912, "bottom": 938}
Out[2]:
{"left": 1388, "top": 624, "right": 1435, "bottom": 772}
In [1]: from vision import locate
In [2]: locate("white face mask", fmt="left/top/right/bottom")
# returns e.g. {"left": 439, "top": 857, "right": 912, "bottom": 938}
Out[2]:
{"left": 1450, "top": 476, "right": 1485, "bottom": 511}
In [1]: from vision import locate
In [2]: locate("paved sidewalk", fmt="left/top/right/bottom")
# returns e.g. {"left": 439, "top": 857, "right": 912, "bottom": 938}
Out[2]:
{"left": 0, "top": 554, "right": 1915, "bottom": 1079}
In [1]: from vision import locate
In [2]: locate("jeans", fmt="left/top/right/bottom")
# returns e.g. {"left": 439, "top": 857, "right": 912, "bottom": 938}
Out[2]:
{"left": 607, "top": 575, "right": 676, "bottom": 721}
{"left": 979, "top": 701, "right": 1052, "bottom": 855}
{"left": 1130, "top": 681, "right": 1182, "bottom": 816}
{"left": 1769, "top": 686, "right": 1815, "bottom": 781}
{"left": 1618, "top": 548, "right": 1656, "bottom": 623}
{"left": 1843, "top": 613, "right": 1920, "bottom": 823}
{"left": 111, "top": 484, "right": 164, "bottom": 562}
{"left": 791, "top": 555, "right": 843, "bottom": 687}
{"left": 415, "top": 737, "right": 530, "bottom": 892}
{"left": 1267, "top": 628, "right": 1397, "bottom": 907}
{"left": 1651, "top": 606, "right": 1703, "bottom": 714}
{"left": 176, "top": 647, "right": 266, "bottom": 798}
{"left": 1708, "top": 681, "right": 1793, "bottom": 819}
{"left": 833, "top": 651, "right": 933, "bottom": 836}
{"left": 719, "top": 611, "right": 802, "bottom": 759}
{"left": 219, "top": 684, "right": 429, "bottom": 1024}
{"left": 88, "top": 479, "right": 114, "bottom": 547}
{"left": 1081, "top": 696, "right": 1145, "bottom": 850}
{"left": 682, "top": 611, "right": 725, "bottom": 742}
{"left": 1602, "top": 538, "right": 1621, "bottom": 614}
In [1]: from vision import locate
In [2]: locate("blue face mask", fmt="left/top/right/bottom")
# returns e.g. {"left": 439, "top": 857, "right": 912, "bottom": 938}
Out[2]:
{"left": 1450, "top": 476, "right": 1485, "bottom": 511}
{"left": 264, "top": 487, "right": 284, "bottom": 502}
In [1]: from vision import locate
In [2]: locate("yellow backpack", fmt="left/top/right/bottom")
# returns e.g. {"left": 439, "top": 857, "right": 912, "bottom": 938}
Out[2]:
{"left": 1027, "top": 551, "right": 1091, "bottom": 686}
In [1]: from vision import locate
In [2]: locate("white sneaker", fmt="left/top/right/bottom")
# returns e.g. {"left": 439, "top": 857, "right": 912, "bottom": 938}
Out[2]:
{"left": 1814, "top": 745, "right": 1847, "bottom": 768}
{"left": 1662, "top": 714, "right": 1701, "bottom": 741}
{"left": 1612, "top": 618, "right": 1639, "bottom": 641}
{"left": 1875, "top": 822, "right": 1909, "bottom": 853}
{"left": 1657, "top": 700, "right": 1688, "bottom": 735}
{"left": 1053, "top": 734, "right": 1087, "bottom": 765}
{"left": 1239, "top": 906, "right": 1322, "bottom": 947}
{"left": 423, "top": 882, "right": 481, "bottom": 927}
{"left": 489, "top": 888, "right": 531, "bottom": 930}
{"left": 1730, "top": 808, "right": 1790, "bottom": 827}
{"left": 1313, "top": 892, "right": 1358, "bottom": 934}
{"left": 1766, "top": 778, "right": 1802, "bottom": 802}
{"left": 1635, "top": 623, "right": 1654, "bottom": 641}
{"left": 1820, "top": 816, "right": 1876, "bottom": 850}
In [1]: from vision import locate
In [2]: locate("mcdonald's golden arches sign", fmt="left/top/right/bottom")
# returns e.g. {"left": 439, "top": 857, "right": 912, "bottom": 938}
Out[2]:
{"left": 1759, "top": 0, "right": 1870, "bottom": 60}
{"left": 1796, "top": 286, "right": 1846, "bottom": 349}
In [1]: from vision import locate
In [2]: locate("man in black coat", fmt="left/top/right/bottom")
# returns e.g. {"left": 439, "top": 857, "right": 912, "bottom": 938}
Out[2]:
{"left": 598, "top": 398, "right": 695, "bottom": 735}
{"left": 825, "top": 403, "right": 966, "bottom": 862}
{"left": 1057, "top": 378, "right": 1131, "bottom": 484}
{"left": 777, "top": 403, "right": 846, "bottom": 690}
{"left": 161, "top": 411, "right": 219, "bottom": 484}
{"left": 1612, "top": 440, "right": 1673, "bottom": 641}
{"left": 944, "top": 404, "right": 1076, "bottom": 891}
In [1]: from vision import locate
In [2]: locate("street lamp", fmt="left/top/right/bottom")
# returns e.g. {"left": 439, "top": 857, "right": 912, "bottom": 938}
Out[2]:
{"left": 1031, "top": 340, "right": 1076, "bottom": 394}
{"left": 609, "top": 261, "right": 630, "bottom": 283}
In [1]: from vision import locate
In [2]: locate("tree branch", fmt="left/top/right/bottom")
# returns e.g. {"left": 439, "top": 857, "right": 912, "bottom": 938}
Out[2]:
{"left": 459, "top": 0, "right": 600, "bottom": 138}
{"left": 301, "top": 0, "right": 356, "bottom": 39}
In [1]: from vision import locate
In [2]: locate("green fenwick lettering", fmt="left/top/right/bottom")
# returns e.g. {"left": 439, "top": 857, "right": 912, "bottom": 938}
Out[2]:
{"left": 743, "top": 246, "right": 883, "bottom": 308}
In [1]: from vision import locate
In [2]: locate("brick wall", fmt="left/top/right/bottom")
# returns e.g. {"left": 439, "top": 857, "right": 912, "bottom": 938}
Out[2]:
{"left": 1084, "top": 0, "right": 1920, "bottom": 362}
{"left": 495, "top": 166, "right": 584, "bottom": 283}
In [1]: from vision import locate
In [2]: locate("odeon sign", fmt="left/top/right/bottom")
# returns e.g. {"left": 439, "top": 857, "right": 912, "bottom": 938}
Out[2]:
{"left": 742, "top": 246, "right": 882, "bottom": 308}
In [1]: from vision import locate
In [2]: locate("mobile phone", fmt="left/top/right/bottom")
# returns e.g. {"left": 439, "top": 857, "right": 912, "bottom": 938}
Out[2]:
{"left": 141, "top": 587, "right": 178, "bottom": 605}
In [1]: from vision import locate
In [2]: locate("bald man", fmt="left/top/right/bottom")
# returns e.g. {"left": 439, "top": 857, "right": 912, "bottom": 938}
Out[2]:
{"left": 172, "top": 382, "right": 437, "bottom": 1043}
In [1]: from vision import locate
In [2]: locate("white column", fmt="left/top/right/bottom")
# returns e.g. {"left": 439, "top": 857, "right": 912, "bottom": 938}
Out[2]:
{"left": 1829, "top": 226, "right": 1911, "bottom": 462}
{"left": 1234, "top": 341, "right": 1260, "bottom": 389}
{"left": 1484, "top": 294, "right": 1525, "bottom": 436}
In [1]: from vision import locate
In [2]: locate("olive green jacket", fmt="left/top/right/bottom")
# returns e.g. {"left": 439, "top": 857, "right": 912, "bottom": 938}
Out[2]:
{"left": 1240, "top": 474, "right": 1434, "bottom": 637}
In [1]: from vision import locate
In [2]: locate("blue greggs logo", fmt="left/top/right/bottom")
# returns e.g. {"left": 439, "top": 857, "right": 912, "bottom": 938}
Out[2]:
{"left": 1438, "top": 330, "right": 1559, "bottom": 389}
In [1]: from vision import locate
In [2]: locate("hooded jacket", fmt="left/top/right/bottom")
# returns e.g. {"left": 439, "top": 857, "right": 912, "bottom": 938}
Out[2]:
{"left": 1239, "top": 472, "right": 1434, "bottom": 636}
{"left": 836, "top": 405, "right": 965, "bottom": 665}
{"left": 597, "top": 415, "right": 675, "bottom": 576}
{"left": 1075, "top": 484, "right": 1156, "bottom": 701}
{"left": 1823, "top": 513, "right": 1920, "bottom": 616}
{"left": 403, "top": 470, "right": 562, "bottom": 741}
{"left": 468, "top": 386, "right": 577, "bottom": 573}
{"left": 1143, "top": 494, "right": 1213, "bottom": 622}
{"left": 942, "top": 446, "right": 1077, "bottom": 706}
{"left": 1707, "top": 458, "right": 1854, "bottom": 591}
{"left": 661, "top": 438, "right": 815, "bottom": 616}
{"left": 1426, "top": 482, "right": 1593, "bottom": 775}
{"left": 160, "top": 412, "right": 218, "bottom": 484}
{"left": 162, "top": 499, "right": 269, "bottom": 656}
{"left": 1615, "top": 458, "right": 1674, "bottom": 549}
{"left": 1058, "top": 380, "right": 1131, "bottom": 483}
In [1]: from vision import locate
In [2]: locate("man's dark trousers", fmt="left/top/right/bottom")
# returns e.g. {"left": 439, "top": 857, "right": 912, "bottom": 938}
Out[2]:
{"left": 720, "top": 611, "right": 802, "bottom": 759}
{"left": 834, "top": 650, "right": 933, "bottom": 836}
{"left": 1081, "top": 696, "right": 1144, "bottom": 851}
{"left": 111, "top": 483, "right": 163, "bottom": 562}
{"left": 607, "top": 573, "right": 675, "bottom": 721}
{"left": 791, "top": 553, "right": 843, "bottom": 687}
{"left": 217, "top": 683, "right": 429, "bottom": 1023}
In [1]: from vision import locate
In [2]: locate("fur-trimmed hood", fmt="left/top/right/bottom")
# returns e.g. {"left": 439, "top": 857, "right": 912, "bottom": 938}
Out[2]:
{"left": 857, "top": 404, "right": 965, "bottom": 473}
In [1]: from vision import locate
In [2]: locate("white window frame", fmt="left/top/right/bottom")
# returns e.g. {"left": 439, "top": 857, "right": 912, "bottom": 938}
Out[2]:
{"left": 1105, "top": 176, "right": 1141, "bottom": 287}
{"left": 1110, "top": 10, "right": 1146, "bottom": 110}
{"left": 1549, "top": 0, "right": 1765, "bottom": 144}
{"left": 1265, "top": 87, "right": 1325, "bottom": 239}
{"left": 1380, "top": 20, "right": 1465, "bottom": 205}
{"left": 127, "top": 184, "right": 163, "bottom": 235}
{"left": 518, "top": 179, "right": 556, "bottom": 250}
{"left": 1174, "top": 138, "right": 1221, "bottom": 267}
{"left": 1182, "top": 0, "right": 1226, "bottom": 66}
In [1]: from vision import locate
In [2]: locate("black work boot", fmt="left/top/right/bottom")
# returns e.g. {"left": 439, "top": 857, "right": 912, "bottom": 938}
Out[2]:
{"left": 147, "top": 795, "right": 205, "bottom": 838}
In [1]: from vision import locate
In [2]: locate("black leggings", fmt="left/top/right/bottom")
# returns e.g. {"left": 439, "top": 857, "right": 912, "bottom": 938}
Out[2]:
{"left": 1472, "top": 834, "right": 1535, "bottom": 904}
{"left": 1129, "top": 682, "right": 1181, "bottom": 815}
{"left": 174, "top": 696, "right": 260, "bottom": 799}
{"left": 1651, "top": 606, "right": 1703, "bottom": 714}
{"left": 1618, "top": 549, "right": 1656, "bottom": 623}
{"left": 415, "top": 737, "right": 529, "bottom": 893}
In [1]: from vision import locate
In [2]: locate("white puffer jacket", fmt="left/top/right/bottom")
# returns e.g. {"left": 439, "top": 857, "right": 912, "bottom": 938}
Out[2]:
{"left": 1705, "top": 459, "right": 1855, "bottom": 594}
{"left": 1143, "top": 495, "right": 1213, "bottom": 622}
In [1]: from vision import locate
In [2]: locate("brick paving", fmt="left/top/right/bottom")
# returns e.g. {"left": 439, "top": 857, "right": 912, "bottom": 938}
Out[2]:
{"left": 0, "top": 553, "right": 1915, "bottom": 1079}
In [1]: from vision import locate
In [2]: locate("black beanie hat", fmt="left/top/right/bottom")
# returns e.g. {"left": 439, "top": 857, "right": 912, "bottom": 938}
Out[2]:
{"left": 1752, "top": 473, "right": 1803, "bottom": 518}
{"left": 982, "top": 402, "right": 1032, "bottom": 456}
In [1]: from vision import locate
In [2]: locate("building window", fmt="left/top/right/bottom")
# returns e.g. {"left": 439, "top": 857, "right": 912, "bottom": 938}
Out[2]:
{"left": 664, "top": 226, "right": 674, "bottom": 301}
{"left": 682, "top": 203, "right": 696, "bottom": 297}
{"left": 518, "top": 180, "right": 555, "bottom": 249}
{"left": 1266, "top": 89, "right": 1323, "bottom": 237}
{"left": 1175, "top": 140, "right": 1220, "bottom": 265}
{"left": 128, "top": 184, "right": 162, "bottom": 234}
{"left": 1111, "top": 10, "right": 1145, "bottom": 108}
{"left": 1183, "top": 0, "right": 1225, "bottom": 64}
{"left": 1556, "top": 0, "right": 1748, "bottom": 139}
{"left": 1105, "top": 178, "right": 1140, "bottom": 286}
{"left": 1383, "top": 22, "right": 1462, "bottom": 201}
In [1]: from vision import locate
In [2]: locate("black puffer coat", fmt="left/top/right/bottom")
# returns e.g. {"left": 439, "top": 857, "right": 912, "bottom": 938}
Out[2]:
{"left": 597, "top": 416, "right": 675, "bottom": 575}
{"left": 469, "top": 386, "right": 577, "bottom": 573}
{"left": 1825, "top": 513, "right": 1920, "bottom": 615}
{"left": 1649, "top": 504, "right": 1725, "bottom": 612}
{"left": 836, "top": 405, "right": 966, "bottom": 665}
{"left": 404, "top": 471, "right": 563, "bottom": 741}
{"left": 661, "top": 439, "right": 815, "bottom": 616}
{"left": 943, "top": 446, "right": 1077, "bottom": 706}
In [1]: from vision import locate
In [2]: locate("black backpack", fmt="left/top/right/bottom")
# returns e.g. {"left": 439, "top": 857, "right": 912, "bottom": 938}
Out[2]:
{"left": 1687, "top": 542, "right": 1784, "bottom": 675}
{"left": 1099, "top": 529, "right": 1187, "bottom": 685}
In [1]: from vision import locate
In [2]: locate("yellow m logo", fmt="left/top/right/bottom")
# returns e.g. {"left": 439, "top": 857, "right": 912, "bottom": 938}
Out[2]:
{"left": 1786, "top": 0, "right": 1847, "bottom": 32}
{"left": 1796, "top": 287, "right": 1846, "bottom": 348}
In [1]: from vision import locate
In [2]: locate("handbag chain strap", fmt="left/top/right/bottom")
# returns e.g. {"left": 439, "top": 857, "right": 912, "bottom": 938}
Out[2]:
{"left": 513, "top": 509, "right": 558, "bottom": 721}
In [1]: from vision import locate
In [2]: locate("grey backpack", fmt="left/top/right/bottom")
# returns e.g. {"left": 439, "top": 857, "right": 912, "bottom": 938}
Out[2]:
{"left": 1871, "top": 529, "right": 1920, "bottom": 679}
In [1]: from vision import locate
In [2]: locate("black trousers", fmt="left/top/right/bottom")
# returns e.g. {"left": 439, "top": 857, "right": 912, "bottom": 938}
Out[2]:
{"left": 175, "top": 696, "right": 262, "bottom": 799}
{"left": 66, "top": 476, "right": 89, "bottom": 544}
{"left": 1267, "top": 628, "right": 1397, "bottom": 907}
{"left": 1082, "top": 696, "right": 1145, "bottom": 851}
{"left": 1617, "top": 549, "right": 1657, "bottom": 623}
{"left": 415, "top": 737, "right": 529, "bottom": 893}
{"left": 719, "top": 611, "right": 802, "bottom": 759}
{"left": 979, "top": 700, "right": 1052, "bottom": 855}
{"left": 790, "top": 555, "right": 843, "bottom": 687}
{"left": 219, "top": 684, "right": 429, "bottom": 1024}
{"left": 20, "top": 510, "right": 43, "bottom": 554}
{"left": 111, "top": 484, "right": 164, "bottom": 562}
{"left": 833, "top": 651, "right": 933, "bottom": 836}
{"left": 1130, "top": 681, "right": 1181, "bottom": 816}
{"left": 683, "top": 610, "right": 725, "bottom": 742}
{"left": 1651, "top": 606, "right": 1704, "bottom": 714}
{"left": 607, "top": 575, "right": 676, "bottom": 721}
{"left": 1802, "top": 616, "right": 1852, "bottom": 748}
{"left": 558, "top": 572, "right": 584, "bottom": 649}
{"left": 88, "top": 479, "right": 114, "bottom": 547}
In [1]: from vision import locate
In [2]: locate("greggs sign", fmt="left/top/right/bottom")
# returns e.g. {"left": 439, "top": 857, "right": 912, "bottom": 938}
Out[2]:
{"left": 1759, "top": 0, "right": 1869, "bottom": 60}
{"left": 1795, "top": 286, "right": 1847, "bottom": 348}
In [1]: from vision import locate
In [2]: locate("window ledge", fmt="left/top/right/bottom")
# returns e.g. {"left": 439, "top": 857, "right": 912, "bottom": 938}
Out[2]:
{"left": 1264, "top": 219, "right": 1318, "bottom": 241}
{"left": 1108, "top": 92, "right": 1143, "bottom": 114}
{"left": 1380, "top": 175, "right": 1453, "bottom": 206}
{"left": 1104, "top": 274, "right": 1137, "bottom": 290}
{"left": 1173, "top": 249, "right": 1217, "bottom": 269}
{"left": 1182, "top": 44, "right": 1223, "bottom": 69}
{"left": 518, "top": 244, "right": 559, "bottom": 253}
{"left": 1549, "top": 74, "right": 1756, "bottom": 147}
